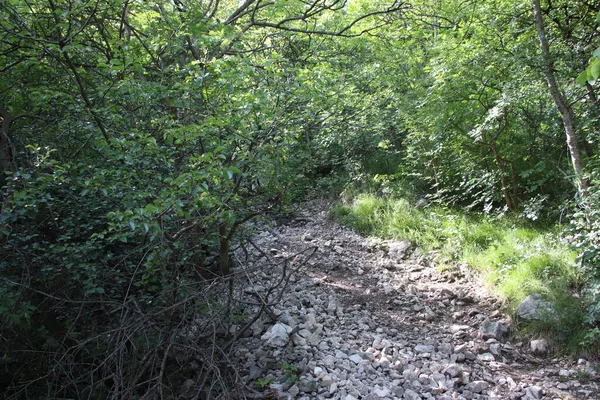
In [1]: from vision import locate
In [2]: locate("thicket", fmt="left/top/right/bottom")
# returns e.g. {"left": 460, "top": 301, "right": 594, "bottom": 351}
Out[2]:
{"left": 1, "top": 0, "right": 600, "bottom": 398}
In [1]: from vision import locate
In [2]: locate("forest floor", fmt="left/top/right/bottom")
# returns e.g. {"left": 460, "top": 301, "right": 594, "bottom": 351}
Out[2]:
{"left": 228, "top": 199, "right": 599, "bottom": 400}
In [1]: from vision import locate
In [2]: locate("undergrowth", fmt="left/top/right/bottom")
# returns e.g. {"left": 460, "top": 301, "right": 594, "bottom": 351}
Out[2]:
{"left": 332, "top": 193, "right": 591, "bottom": 352}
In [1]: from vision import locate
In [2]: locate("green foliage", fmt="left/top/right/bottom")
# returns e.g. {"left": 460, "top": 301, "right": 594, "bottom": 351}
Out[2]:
{"left": 254, "top": 377, "right": 274, "bottom": 389}
{"left": 577, "top": 12, "right": 600, "bottom": 86}
{"left": 281, "top": 361, "right": 300, "bottom": 384}
{"left": 567, "top": 166, "right": 600, "bottom": 343}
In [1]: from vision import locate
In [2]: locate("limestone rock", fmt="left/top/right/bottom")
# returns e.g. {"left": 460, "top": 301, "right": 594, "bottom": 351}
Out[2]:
{"left": 414, "top": 344, "right": 434, "bottom": 353}
{"left": 261, "top": 323, "right": 293, "bottom": 347}
{"left": 349, "top": 354, "right": 363, "bottom": 364}
{"left": 479, "top": 318, "right": 510, "bottom": 342}
{"left": 466, "top": 380, "right": 489, "bottom": 393}
{"left": 525, "top": 385, "right": 543, "bottom": 399}
{"left": 403, "top": 388, "right": 421, "bottom": 400}
{"left": 388, "top": 241, "right": 412, "bottom": 259}
{"left": 530, "top": 339, "right": 549, "bottom": 356}
{"left": 517, "top": 294, "right": 554, "bottom": 320}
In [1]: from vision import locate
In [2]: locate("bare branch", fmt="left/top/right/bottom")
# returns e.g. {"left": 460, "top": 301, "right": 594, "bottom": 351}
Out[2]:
{"left": 246, "top": 1, "right": 407, "bottom": 37}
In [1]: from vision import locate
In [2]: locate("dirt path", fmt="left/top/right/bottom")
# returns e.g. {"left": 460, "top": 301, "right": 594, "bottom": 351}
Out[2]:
{"left": 231, "top": 200, "right": 599, "bottom": 400}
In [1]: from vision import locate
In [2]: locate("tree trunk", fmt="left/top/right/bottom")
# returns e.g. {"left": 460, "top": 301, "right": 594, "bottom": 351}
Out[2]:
{"left": 532, "top": 0, "right": 588, "bottom": 197}
{"left": 218, "top": 223, "right": 231, "bottom": 276}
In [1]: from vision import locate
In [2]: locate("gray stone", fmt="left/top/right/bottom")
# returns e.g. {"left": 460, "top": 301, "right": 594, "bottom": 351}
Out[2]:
{"left": 349, "top": 354, "right": 363, "bottom": 364}
{"left": 443, "top": 364, "right": 463, "bottom": 378}
{"left": 517, "top": 294, "right": 554, "bottom": 320}
{"left": 479, "top": 318, "right": 510, "bottom": 342}
{"left": 489, "top": 343, "right": 501, "bottom": 355}
{"left": 403, "top": 388, "right": 421, "bottom": 400}
{"left": 248, "top": 364, "right": 263, "bottom": 380}
{"left": 403, "top": 369, "right": 418, "bottom": 381}
{"left": 335, "top": 350, "right": 349, "bottom": 359}
{"left": 477, "top": 352, "right": 495, "bottom": 362}
{"left": 414, "top": 344, "right": 434, "bottom": 353}
{"left": 373, "top": 387, "right": 391, "bottom": 397}
{"left": 320, "top": 374, "right": 335, "bottom": 387}
{"left": 525, "top": 385, "right": 543, "bottom": 399}
{"left": 438, "top": 343, "right": 453, "bottom": 354}
{"left": 287, "top": 385, "right": 300, "bottom": 397}
{"left": 323, "top": 355, "right": 336, "bottom": 366}
{"left": 388, "top": 241, "right": 412, "bottom": 259}
{"left": 466, "top": 380, "right": 489, "bottom": 393}
{"left": 327, "top": 296, "right": 338, "bottom": 314}
{"left": 298, "top": 379, "right": 318, "bottom": 393}
{"left": 530, "top": 339, "right": 549, "bottom": 356}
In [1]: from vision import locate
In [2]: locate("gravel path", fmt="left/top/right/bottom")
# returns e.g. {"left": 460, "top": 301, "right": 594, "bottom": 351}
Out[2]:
{"left": 230, "top": 200, "right": 599, "bottom": 400}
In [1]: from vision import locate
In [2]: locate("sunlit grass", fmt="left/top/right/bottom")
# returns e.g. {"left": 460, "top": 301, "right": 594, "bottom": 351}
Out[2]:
{"left": 333, "top": 193, "right": 587, "bottom": 350}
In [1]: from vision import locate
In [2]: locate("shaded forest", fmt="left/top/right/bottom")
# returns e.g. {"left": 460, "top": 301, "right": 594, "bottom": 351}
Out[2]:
{"left": 1, "top": 0, "right": 600, "bottom": 398}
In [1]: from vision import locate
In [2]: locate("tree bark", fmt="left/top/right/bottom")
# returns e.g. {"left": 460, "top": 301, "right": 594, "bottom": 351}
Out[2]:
{"left": 532, "top": 0, "right": 588, "bottom": 197}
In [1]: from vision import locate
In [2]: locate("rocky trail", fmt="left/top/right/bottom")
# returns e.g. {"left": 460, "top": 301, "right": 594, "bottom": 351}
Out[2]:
{"left": 227, "top": 200, "right": 599, "bottom": 400}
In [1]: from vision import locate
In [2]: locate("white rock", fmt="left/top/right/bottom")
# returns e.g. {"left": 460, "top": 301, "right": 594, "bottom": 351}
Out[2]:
{"left": 449, "top": 324, "right": 471, "bottom": 333}
{"left": 477, "top": 352, "right": 495, "bottom": 362}
{"left": 530, "top": 339, "right": 549, "bottom": 356}
{"left": 261, "top": 323, "right": 293, "bottom": 347}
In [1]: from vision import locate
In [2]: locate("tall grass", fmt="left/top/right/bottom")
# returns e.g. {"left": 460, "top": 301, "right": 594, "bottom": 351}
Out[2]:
{"left": 333, "top": 193, "right": 587, "bottom": 351}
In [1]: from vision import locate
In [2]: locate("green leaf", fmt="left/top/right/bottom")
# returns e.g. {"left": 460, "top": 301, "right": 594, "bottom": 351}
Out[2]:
{"left": 591, "top": 60, "right": 600, "bottom": 80}
{"left": 576, "top": 70, "right": 589, "bottom": 86}
{"left": 593, "top": 47, "right": 600, "bottom": 58}
{"left": 13, "top": 191, "right": 27, "bottom": 201}
{"left": 596, "top": 11, "right": 600, "bottom": 23}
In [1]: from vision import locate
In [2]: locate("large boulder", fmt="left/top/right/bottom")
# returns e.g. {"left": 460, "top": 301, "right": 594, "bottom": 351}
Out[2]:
{"left": 387, "top": 240, "right": 412, "bottom": 259}
{"left": 517, "top": 294, "right": 554, "bottom": 320}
